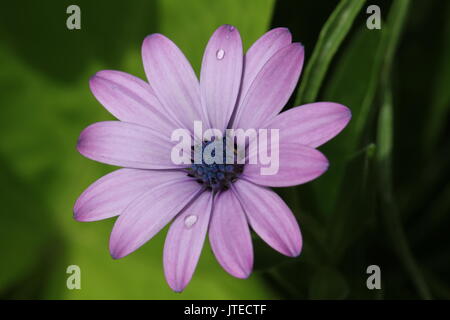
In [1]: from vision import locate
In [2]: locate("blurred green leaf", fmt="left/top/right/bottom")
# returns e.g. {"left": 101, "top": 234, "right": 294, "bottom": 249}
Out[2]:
{"left": 267, "top": 260, "right": 315, "bottom": 299}
{"left": 376, "top": 92, "right": 393, "bottom": 169}
{"left": 315, "top": 0, "right": 415, "bottom": 215}
{"left": 158, "top": 0, "right": 275, "bottom": 74}
{"left": 294, "top": 0, "right": 366, "bottom": 105}
{"left": 424, "top": 269, "right": 450, "bottom": 299}
{"left": 308, "top": 267, "right": 349, "bottom": 299}
{"left": 423, "top": 2, "right": 450, "bottom": 152}
{"left": 412, "top": 182, "right": 450, "bottom": 243}
{"left": 377, "top": 85, "right": 431, "bottom": 300}
{"left": 375, "top": 0, "right": 431, "bottom": 300}
{"left": 313, "top": 27, "right": 381, "bottom": 215}
{"left": 325, "top": 145, "right": 377, "bottom": 262}
{"left": 0, "top": 0, "right": 158, "bottom": 83}
{"left": 0, "top": 156, "right": 59, "bottom": 294}
{"left": 316, "top": 0, "right": 412, "bottom": 264}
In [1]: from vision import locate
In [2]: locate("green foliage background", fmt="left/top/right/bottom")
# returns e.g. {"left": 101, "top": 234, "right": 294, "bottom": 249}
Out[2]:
{"left": 0, "top": 0, "right": 449, "bottom": 299}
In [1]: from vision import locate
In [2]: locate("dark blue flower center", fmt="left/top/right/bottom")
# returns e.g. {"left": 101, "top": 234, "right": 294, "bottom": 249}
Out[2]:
{"left": 188, "top": 138, "right": 244, "bottom": 191}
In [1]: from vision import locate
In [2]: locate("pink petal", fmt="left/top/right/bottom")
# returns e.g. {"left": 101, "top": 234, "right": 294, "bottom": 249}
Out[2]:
{"left": 74, "top": 169, "right": 186, "bottom": 222}
{"left": 109, "top": 177, "right": 203, "bottom": 259}
{"left": 77, "top": 121, "right": 184, "bottom": 170}
{"left": 142, "top": 34, "right": 206, "bottom": 133}
{"left": 233, "top": 180, "right": 302, "bottom": 257}
{"left": 243, "top": 142, "right": 329, "bottom": 187}
{"left": 209, "top": 190, "right": 253, "bottom": 279}
{"left": 163, "top": 192, "right": 213, "bottom": 292}
{"left": 238, "top": 28, "right": 292, "bottom": 108}
{"left": 200, "top": 25, "right": 243, "bottom": 131}
{"left": 265, "top": 102, "right": 351, "bottom": 148}
{"left": 89, "top": 70, "right": 178, "bottom": 137}
{"left": 232, "top": 43, "right": 304, "bottom": 130}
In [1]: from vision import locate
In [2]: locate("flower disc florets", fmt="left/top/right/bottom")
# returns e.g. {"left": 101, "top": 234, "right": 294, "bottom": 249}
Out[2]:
{"left": 188, "top": 138, "right": 244, "bottom": 191}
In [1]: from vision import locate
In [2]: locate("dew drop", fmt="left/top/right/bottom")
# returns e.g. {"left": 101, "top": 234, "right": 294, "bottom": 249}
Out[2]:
{"left": 227, "top": 25, "right": 235, "bottom": 31}
{"left": 184, "top": 215, "right": 198, "bottom": 229}
{"left": 216, "top": 49, "right": 225, "bottom": 60}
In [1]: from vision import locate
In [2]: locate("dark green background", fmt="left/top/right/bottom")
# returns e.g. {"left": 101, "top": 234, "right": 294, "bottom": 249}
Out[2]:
{"left": 0, "top": 0, "right": 449, "bottom": 299}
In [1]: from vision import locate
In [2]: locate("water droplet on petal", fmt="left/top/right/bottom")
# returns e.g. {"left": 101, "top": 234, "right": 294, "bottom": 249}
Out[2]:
{"left": 216, "top": 49, "right": 225, "bottom": 60}
{"left": 184, "top": 215, "right": 198, "bottom": 229}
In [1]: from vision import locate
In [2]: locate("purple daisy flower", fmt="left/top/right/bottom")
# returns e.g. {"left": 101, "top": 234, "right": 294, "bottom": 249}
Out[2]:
{"left": 74, "top": 25, "right": 351, "bottom": 292}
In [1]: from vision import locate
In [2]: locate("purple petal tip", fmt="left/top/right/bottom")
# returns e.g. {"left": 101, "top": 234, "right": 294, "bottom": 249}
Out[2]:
{"left": 234, "top": 269, "right": 252, "bottom": 279}
{"left": 166, "top": 278, "right": 189, "bottom": 293}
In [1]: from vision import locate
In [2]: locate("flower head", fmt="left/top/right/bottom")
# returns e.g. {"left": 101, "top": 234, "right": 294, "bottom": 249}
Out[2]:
{"left": 75, "top": 25, "right": 351, "bottom": 292}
